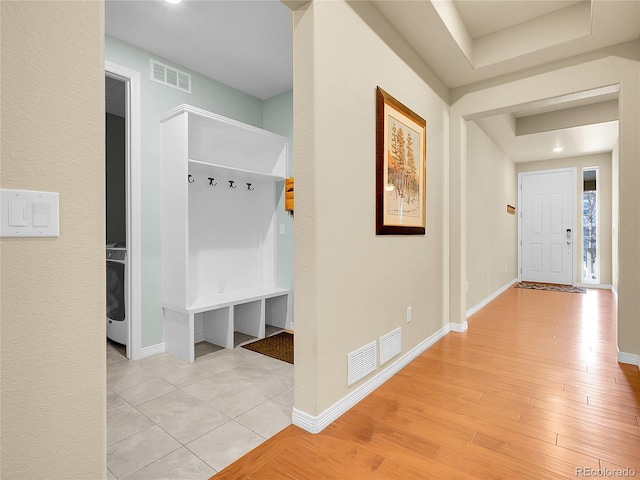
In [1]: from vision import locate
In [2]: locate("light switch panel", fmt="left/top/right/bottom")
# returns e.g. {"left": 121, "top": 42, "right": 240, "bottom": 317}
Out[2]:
{"left": 1, "top": 188, "right": 59, "bottom": 237}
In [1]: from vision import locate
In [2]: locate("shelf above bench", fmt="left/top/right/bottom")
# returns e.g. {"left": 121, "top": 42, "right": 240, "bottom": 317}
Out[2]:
{"left": 188, "top": 159, "right": 285, "bottom": 182}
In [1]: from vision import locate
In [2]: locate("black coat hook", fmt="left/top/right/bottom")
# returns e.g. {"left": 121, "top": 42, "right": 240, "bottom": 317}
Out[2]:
{"left": 246, "top": 183, "right": 254, "bottom": 191}
{"left": 188, "top": 174, "right": 194, "bottom": 184}
{"left": 228, "top": 180, "right": 237, "bottom": 189}
{"left": 208, "top": 177, "right": 217, "bottom": 186}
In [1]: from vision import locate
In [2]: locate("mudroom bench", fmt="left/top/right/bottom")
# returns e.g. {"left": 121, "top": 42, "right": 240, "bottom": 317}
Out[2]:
{"left": 163, "top": 288, "right": 290, "bottom": 363}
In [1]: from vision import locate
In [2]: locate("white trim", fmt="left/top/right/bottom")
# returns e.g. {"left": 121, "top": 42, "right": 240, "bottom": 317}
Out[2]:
{"left": 518, "top": 168, "right": 577, "bottom": 285}
{"left": 574, "top": 283, "right": 612, "bottom": 290}
{"left": 292, "top": 324, "right": 450, "bottom": 434}
{"left": 466, "top": 278, "right": 518, "bottom": 318}
{"left": 449, "top": 321, "right": 468, "bottom": 333}
{"left": 105, "top": 61, "right": 142, "bottom": 361}
{"left": 617, "top": 349, "right": 640, "bottom": 368}
{"left": 612, "top": 286, "right": 618, "bottom": 299}
{"left": 140, "top": 343, "right": 166, "bottom": 359}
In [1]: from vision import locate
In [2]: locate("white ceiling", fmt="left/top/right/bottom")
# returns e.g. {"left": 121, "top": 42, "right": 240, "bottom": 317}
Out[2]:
{"left": 105, "top": 0, "right": 292, "bottom": 100}
{"left": 454, "top": 0, "right": 584, "bottom": 38}
{"left": 105, "top": 0, "right": 640, "bottom": 162}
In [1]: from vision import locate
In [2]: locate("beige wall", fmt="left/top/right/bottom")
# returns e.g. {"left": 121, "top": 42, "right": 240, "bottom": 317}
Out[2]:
{"left": 1, "top": 2, "right": 106, "bottom": 478}
{"left": 293, "top": 0, "right": 449, "bottom": 416}
{"left": 516, "top": 153, "right": 613, "bottom": 286}
{"left": 466, "top": 122, "right": 518, "bottom": 309}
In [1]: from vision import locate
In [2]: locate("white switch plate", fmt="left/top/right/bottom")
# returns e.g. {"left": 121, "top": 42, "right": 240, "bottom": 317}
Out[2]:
{"left": 406, "top": 306, "right": 412, "bottom": 323}
{"left": 279, "top": 223, "right": 285, "bottom": 235}
{"left": 1, "top": 188, "right": 59, "bottom": 237}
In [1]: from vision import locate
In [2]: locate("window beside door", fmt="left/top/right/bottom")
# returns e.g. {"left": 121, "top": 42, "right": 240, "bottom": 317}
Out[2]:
{"left": 582, "top": 168, "right": 599, "bottom": 283}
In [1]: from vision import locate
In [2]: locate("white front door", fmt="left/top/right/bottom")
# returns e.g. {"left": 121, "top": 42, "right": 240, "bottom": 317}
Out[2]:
{"left": 520, "top": 169, "right": 574, "bottom": 285}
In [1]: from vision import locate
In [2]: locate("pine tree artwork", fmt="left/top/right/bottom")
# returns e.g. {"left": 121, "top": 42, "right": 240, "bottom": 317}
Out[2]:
{"left": 376, "top": 86, "right": 426, "bottom": 235}
{"left": 385, "top": 117, "right": 421, "bottom": 217}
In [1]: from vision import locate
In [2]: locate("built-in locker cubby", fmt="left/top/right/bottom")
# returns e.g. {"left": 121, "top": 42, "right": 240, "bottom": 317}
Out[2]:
{"left": 161, "top": 105, "right": 290, "bottom": 362}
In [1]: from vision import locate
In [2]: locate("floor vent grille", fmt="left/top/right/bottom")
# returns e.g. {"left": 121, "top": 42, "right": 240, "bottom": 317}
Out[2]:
{"left": 150, "top": 59, "right": 191, "bottom": 94}
{"left": 380, "top": 328, "right": 401, "bottom": 365}
{"left": 348, "top": 341, "right": 376, "bottom": 386}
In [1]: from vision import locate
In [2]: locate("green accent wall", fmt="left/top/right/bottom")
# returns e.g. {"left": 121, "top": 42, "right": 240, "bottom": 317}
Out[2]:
{"left": 263, "top": 91, "right": 295, "bottom": 322}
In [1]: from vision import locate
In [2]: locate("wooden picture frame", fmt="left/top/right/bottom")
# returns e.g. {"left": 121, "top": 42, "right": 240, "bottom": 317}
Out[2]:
{"left": 376, "top": 87, "right": 427, "bottom": 235}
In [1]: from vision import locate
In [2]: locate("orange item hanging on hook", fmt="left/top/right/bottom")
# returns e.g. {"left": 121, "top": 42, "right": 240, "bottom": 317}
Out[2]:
{"left": 285, "top": 177, "right": 294, "bottom": 215}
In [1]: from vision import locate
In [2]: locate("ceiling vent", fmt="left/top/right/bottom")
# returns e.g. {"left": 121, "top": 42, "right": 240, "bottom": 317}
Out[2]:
{"left": 347, "top": 341, "right": 376, "bottom": 386}
{"left": 150, "top": 59, "right": 191, "bottom": 94}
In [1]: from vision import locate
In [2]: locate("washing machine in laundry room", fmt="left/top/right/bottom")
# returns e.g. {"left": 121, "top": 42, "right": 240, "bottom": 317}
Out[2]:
{"left": 106, "top": 243, "right": 128, "bottom": 345}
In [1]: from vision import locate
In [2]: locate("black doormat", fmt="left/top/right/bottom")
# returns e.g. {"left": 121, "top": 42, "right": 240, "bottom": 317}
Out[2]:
{"left": 515, "top": 282, "right": 586, "bottom": 294}
{"left": 241, "top": 332, "right": 293, "bottom": 364}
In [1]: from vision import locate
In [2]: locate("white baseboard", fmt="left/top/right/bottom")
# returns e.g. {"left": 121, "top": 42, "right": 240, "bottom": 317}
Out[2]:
{"left": 450, "top": 321, "right": 468, "bottom": 333}
{"left": 617, "top": 349, "right": 640, "bottom": 368}
{"left": 292, "top": 323, "right": 450, "bottom": 434}
{"left": 195, "top": 333, "right": 205, "bottom": 343}
{"left": 466, "top": 278, "right": 518, "bottom": 318}
{"left": 575, "top": 283, "right": 612, "bottom": 290}
{"left": 140, "top": 343, "right": 165, "bottom": 359}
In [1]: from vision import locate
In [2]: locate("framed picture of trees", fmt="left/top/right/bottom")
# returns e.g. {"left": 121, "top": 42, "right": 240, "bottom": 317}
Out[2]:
{"left": 376, "top": 87, "right": 427, "bottom": 235}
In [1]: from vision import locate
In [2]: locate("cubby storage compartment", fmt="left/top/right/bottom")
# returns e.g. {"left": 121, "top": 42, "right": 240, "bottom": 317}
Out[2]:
{"left": 234, "top": 300, "right": 262, "bottom": 345}
{"left": 266, "top": 295, "right": 288, "bottom": 330}
{"left": 202, "top": 308, "right": 231, "bottom": 349}
{"left": 161, "top": 105, "right": 290, "bottom": 362}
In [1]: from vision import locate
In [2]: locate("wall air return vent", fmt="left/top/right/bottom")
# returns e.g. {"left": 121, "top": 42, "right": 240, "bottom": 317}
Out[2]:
{"left": 379, "top": 327, "right": 401, "bottom": 365}
{"left": 347, "top": 341, "right": 377, "bottom": 386}
{"left": 150, "top": 59, "right": 191, "bottom": 94}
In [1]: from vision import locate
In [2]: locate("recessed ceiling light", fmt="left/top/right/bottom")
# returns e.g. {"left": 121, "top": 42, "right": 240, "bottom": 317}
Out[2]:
{"left": 553, "top": 146, "right": 564, "bottom": 153}
{"left": 166, "top": 0, "right": 182, "bottom": 4}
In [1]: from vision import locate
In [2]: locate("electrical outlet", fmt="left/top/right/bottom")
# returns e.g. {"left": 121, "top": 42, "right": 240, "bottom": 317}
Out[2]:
{"left": 466, "top": 281, "right": 469, "bottom": 292}
{"left": 406, "top": 306, "right": 412, "bottom": 323}
{"left": 504, "top": 265, "right": 508, "bottom": 273}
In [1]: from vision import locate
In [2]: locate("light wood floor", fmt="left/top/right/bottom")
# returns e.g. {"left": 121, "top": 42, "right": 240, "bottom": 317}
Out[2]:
{"left": 213, "top": 287, "right": 640, "bottom": 479}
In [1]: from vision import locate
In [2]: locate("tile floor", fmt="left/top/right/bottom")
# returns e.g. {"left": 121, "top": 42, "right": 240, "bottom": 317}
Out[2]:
{"left": 107, "top": 340, "right": 293, "bottom": 479}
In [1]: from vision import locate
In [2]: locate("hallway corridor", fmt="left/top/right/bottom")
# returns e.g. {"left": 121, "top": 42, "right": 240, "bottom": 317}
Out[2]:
{"left": 215, "top": 287, "right": 640, "bottom": 479}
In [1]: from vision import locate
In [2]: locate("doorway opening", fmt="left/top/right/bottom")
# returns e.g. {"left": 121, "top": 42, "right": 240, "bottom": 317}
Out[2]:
{"left": 105, "top": 62, "right": 141, "bottom": 360}
{"left": 105, "top": 75, "right": 128, "bottom": 359}
{"left": 582, "top": 167, "right": 599, "bottom": 283}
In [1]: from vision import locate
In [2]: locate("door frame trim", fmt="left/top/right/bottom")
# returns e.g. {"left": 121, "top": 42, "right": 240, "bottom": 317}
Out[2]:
{"left": 517, "top": 167, "right": 577, "bottom": 285}
{"left": 105, "top": 61, "right": 142, "bottom": 360}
